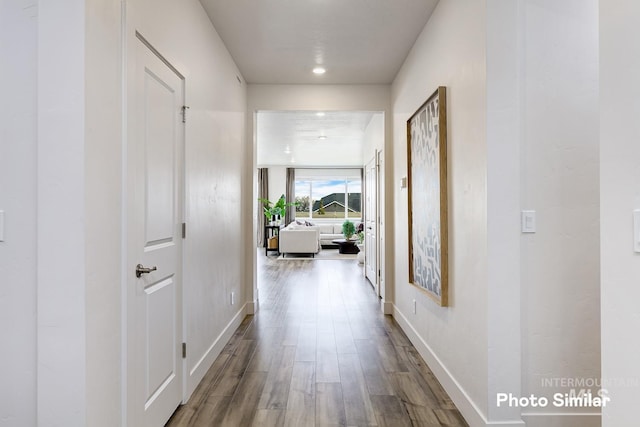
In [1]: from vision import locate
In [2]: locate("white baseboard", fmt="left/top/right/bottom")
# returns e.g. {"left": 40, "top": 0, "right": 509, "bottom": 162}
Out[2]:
{"left": 184, "top": 303, "right": 248, "bottom": 400}
{"left": 380, "top": 299, "right": 393, "bottom": 315}
{"left": 392, "top": 305, "right": 525, "bottom": 427}
{"left": 246, "top": 299, "right": 257, "bottom": 315}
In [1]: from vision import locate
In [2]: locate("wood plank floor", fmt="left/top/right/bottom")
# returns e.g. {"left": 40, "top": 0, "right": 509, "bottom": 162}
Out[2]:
{"left": 166, "top": 254, "right": 468, "bottom": 427}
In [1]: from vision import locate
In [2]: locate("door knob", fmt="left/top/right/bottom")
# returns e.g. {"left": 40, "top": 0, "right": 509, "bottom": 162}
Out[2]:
{"left": 136, "top": 264, "right": 157, "bottom": 278}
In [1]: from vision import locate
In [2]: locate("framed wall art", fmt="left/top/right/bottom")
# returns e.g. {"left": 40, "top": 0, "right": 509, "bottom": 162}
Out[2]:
{"left": 406, "top": 86, "right": 448, "bottom": 306}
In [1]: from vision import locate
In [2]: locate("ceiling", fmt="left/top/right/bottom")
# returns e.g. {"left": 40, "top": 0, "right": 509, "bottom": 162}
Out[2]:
{"left": 257, "top": 111, "right": 381, "bottom": 166}
{"left": 200, "top": 1, "right": 436, "bottom": 166}
{"left": 199, "top": 0, "right": 439, "bottom": 84}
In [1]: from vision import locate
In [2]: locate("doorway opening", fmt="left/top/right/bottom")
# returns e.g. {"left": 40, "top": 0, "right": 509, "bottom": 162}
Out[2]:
{"left": 254, "top": 110, "right": 385, "bottom": 304}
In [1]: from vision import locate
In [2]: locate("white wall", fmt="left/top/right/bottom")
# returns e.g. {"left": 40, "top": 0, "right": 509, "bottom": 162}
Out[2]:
{"left": 38, "top": 1, "right": 87, "bottom": 425}
{"left": 391, "top": 0, "right": 490, "bottom": 425}
{"left": 600, "top": 1, "right": 640, "bottom": 426}
{"left": 4, "top": 3, "right": 91, "bottom": 425}
{"left": 362, "top": 113, "right": 384, "bottom": 163}
{"left": 0, "top": 2, "right": 38, "bottom": 426}
{"left": 85, "top": 1, "right": 123, "bottom": 425}
{"left": 248, "top": 85, "right": 391, "bottom": 112}
{"left": 518, "top": 2, "right": 600, "bottom": 427}
{"left": 486, "top": 0, "right": 523, "bottom": 423}
{"left": 266, "top": 165, "right": 287, "bottom": 205}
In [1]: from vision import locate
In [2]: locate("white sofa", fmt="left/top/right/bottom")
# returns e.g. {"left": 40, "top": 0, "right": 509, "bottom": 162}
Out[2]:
{"left": 316, "top": 223, "right": 345, "bottom": 246}
{"left": 279, "top": 223, "right": 320, "bottom": 256}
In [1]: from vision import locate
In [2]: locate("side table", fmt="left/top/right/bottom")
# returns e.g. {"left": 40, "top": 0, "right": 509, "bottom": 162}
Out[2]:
{"left": 264, "top": 225, "right": 282, "bottom": 256}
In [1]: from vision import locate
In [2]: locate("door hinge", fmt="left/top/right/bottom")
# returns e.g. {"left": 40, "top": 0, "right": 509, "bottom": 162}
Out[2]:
{"left": 378, "top": 269, "right": 381, "bottom": 277}
{"left": 181, "top": 105, "right": 190, "bottom": 124}
{"left": 182, "top": 222, "right": 186, "bottom": 239}
{"left": 182, "top": 342, "right": 186, "bottom": 359}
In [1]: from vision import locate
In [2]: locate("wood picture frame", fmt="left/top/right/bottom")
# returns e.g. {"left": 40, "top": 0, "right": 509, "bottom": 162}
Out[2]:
{"left": 406, "top": 86, "right": 448, "bottom": 306}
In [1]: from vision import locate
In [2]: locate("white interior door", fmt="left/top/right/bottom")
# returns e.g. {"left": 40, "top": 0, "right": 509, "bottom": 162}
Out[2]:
{"left": 127, "top": 35, "right": 184, "bottom": 427}
{"left": 365, "top": 157, "right": 378, "bottom": 291}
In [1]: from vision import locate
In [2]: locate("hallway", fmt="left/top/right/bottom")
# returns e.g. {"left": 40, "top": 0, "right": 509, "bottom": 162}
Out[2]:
{"left": 167, "top": 256, "right": 467, "bottom": 426}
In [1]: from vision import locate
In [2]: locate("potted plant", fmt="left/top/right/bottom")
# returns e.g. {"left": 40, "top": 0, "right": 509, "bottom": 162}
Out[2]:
{"left": 258, "top": 198, "right": 275, "bottom": 224}
{"left": 258, "top": 194, "right": 298, "bottom": 225}
{"left": 355, "top": 222, "right": 365, "bottom": 264}
{"left": 342, "top": 219, "right": 356, "bottom": 240}
{"left": 356, "top": 222, "right": 364, "bottom": 244}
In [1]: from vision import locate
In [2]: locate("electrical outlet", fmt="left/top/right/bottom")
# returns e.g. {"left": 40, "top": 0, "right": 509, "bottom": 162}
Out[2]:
{"left": 413, "top": 299, "right": 417, "bottom": 314}
{"left": 231, "top": 292, "right": 235, "bottom": 305}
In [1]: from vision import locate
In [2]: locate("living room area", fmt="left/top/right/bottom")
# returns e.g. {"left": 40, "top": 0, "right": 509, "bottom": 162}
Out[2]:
{"left": 255, "top": 110, "right": 385, "bottom": 287}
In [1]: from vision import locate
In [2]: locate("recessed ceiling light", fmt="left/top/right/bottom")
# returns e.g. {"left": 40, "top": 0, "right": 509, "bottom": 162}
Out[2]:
{"left": 318, "top": 135, "right": 327, "bottom": 140}
{"left": 316, "top": 112, "right": 325, "bottom": 117}
{"left": 313, "top": 67, "right": 326, "bottom": 75}
{"left": 284, "top": 145, "right": 291, "bottom": 154}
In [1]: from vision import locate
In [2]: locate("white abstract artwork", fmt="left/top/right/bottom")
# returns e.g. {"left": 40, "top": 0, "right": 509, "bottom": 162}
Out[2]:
{"left": 407, "top": 87, "right": 448, "bottom": 306}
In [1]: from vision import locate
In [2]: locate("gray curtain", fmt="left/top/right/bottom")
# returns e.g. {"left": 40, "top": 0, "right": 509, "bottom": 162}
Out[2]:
{"left": 257, "top": 168, "right": 268, "bottom": 247}
{"left": 285, "top": 168, "right": 295, "bottom": 226}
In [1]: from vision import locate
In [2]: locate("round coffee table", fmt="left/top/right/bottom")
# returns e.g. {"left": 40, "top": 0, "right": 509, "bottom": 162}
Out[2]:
{"left": 332, "top": 239, "right": 360, "bottom": 255}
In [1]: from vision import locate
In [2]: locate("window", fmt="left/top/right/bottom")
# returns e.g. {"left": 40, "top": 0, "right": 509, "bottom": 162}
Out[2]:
{"left": 346, "top": 179, "right": 361, "bottom": 218}
{"left": 294, "top": 180, "right": 311, "bottom": 218}
{"left": 294, "top": 170, "right": 362, "bottom": 220}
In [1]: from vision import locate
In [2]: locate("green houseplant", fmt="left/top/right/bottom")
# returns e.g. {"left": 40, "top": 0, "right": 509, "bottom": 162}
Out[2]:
{"left": 342, "top": 219, "right": 356, "bottom": 240}
{"left": 258, "top": 194, "right": 298, "bottom": 224}
{"left": 258, "top": 198, "right": 275, "bottom": 222}
{"left": 356, "top": 222, "right": 365, "bottom": 244}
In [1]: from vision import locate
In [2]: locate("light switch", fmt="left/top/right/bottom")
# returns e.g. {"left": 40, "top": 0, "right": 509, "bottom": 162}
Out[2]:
{"left": 400, "top": 177, "right": 407, "bottom": 189}
{"left": 0, "top": 210, "right": 4, "bottom": 242}
{"left": 634, "top": 210, "right": 640, "bottom": 253}
{"left": 521, "top": 210, "right": 536, "bottom": 233}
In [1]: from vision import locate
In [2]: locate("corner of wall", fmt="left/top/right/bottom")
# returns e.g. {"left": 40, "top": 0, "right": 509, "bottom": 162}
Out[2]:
{"left": 600, "top": 2, "right": 640, "bottom": 426}
{"left": 380, "top": 299, "right": 393, "bottom": 315}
